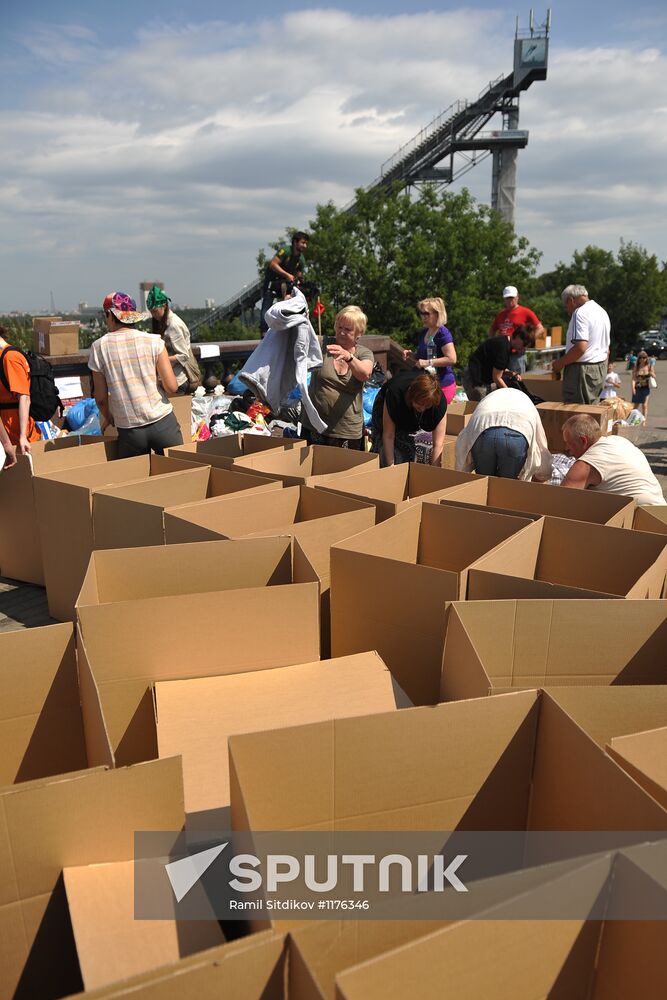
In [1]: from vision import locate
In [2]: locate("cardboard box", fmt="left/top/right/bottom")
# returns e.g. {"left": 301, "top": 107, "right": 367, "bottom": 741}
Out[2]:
{"left": 439, "top": 434, "right": 458, "bottom": 469}
{"left": 169, "top": 393, "right": 193, "bottom": 444}
{"left": 330, "top": 502, "right": 535, "bottom": 703}
{"left": 545, "top": 685, "right": 667, "bottom": 751}
{"left": 167, "top": 434, "right": 307, "bottom": 471}
{"left": 92, "top": 465, "right": 279, "bottom": 551}
{"left": 607, "top": 727, "right": 667, "bottom": 809}
{"left": 315, "top": 463, "right": 482, "bottom": 522}
{"left": 0, "top": 622, "right": 87, "bottom": 785}
{"left": 229, "top": 689, "right": 666, "bottom": 860}
{"left": 634, "top": 505, "right": 667, "bottom": 535}
{"left": 231, "top": 443, "right": 378, "bottom": 486}
{"left": 439, "top": 474, "right": 635, "bottom": 527}
{"left": 335, "top": 847, "right": 666, "bottom": 1000}
{"left": 164, "top": 486, "right": 375, "bottom": 656}
{"left": 63, "top": 859, "right": 224, "bottom": 991}
{"left": 522, "top": 376, "right": 563, "bottom": 402}
{"left": 63, "top": 932, "right": 287, "bottom": 999}
{"left": 441, "top": 600, "right": 667, "bottom": 700}
{"left": 76, "top": 537, "right": 322, "bottom": 771}
{"left": 0, "top": 757, "right": 184, "bottom": 1000}
{"left": 33, "top": 454, "right": 196, "bottom": 621}
{"left": 537, "top": 402, "right": 610, "bottom": 452}
{"left": 156, "top": 651, "right": 410, "bottom": 819}
{"left": 33, "top": 316, "right": 80, "bottom": 355}
{"left": 0, "top": 437, "right": 117, "bottom": 585}
{"left": 444, "top": 400, "right": 478, "bottom": 437}
{"left": 467, "top": 515, "right": 667, "bottom": 600}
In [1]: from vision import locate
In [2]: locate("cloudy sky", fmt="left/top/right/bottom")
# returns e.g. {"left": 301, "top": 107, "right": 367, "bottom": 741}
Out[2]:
{"left": 2, "top": 1, "right": 666, "bottom": 312}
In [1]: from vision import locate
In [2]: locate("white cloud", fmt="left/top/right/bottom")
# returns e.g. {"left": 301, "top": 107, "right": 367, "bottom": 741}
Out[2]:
{"left": 1, "top": 9, "right": 666, "bottom": 311}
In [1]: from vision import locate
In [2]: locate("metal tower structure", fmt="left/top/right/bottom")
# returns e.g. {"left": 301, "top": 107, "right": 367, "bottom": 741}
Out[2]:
{"left": 191, "top": 11, "right": 549, "bottom": 333}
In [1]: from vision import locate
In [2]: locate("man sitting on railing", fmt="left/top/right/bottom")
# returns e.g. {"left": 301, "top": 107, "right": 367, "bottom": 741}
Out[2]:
{"left": 259, "top": 231, "right": 309, "bottom": 334}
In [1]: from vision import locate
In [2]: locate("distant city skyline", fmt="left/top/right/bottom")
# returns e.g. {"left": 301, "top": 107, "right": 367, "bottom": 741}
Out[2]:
{"left": 2, "top": 1, "right": 667, "bottom": 312}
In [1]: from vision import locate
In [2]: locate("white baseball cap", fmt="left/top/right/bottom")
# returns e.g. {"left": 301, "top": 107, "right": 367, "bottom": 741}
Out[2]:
{"left": 502, "top": 285, "right": 518, "bottom": 298}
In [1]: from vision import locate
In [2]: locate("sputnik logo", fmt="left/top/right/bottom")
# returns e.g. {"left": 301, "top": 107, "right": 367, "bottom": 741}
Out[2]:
{"left": 165, "top": 842, "right": 228, "bottom": 902}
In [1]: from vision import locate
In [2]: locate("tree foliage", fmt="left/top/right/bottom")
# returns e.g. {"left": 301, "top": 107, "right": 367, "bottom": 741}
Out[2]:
{"left": 304, "top": 185, "right": 542, "bottom": 365}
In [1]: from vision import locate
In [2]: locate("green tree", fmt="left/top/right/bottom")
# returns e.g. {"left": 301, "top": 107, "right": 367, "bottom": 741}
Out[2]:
{"left": 305, "top": 185, "right": 542, "bottom": 364}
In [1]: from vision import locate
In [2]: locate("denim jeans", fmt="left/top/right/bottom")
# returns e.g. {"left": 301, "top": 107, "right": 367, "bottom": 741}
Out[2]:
{"left": 471, "top": 426, "right": 528, "bottom": 479}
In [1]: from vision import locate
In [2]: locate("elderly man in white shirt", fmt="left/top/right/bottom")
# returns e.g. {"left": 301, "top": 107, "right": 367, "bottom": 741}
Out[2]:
{"left": 456, "top": 387, "right": 552, "bottom": 481}
{"left": 551, "top": 283, "right": 610, "bottom": 404}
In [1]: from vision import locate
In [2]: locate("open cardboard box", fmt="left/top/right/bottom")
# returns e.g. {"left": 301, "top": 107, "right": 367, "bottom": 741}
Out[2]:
{"left": 0, "top": 623, "right": 87, "bottom": 786}
{"left": 164, "top": 486, "right": 376, "bottom": 656}
{"left": 441, "top": 600, "right": 667, "bottom": 700}
{"left": 168, "top": 394, "right": 192, "bottom": 445}
{"left": 0, "top": 437, "right": 117, "bottom": 585}
{"left": 314, "top": 463, "right": 481, "bottom": 522}
{"left": 33, "top": 454, "right": 197, "bottom": 621}
{"left": 228, "top": 690, "right": 667, "bottom": 930}
{"left": 634, "top": 505, "right": 667, "bottom": 535}
{"left": 537, "top": 402, "right": 610, "bottom": 452}
{"left": 62, "top": 932, "right": 288, "bottom": 1000}
{"left": 167, "top": 434, "right": 307, "bottom": 471}
{"left": 76, "top": 537, "right": 322, "bottom": 775}
{"left": 438, "top": 473, "right": 635, "bottom": 527}
{"left": 335, "top": 845, "right": 667, "bottom": 1000}
{"left": 444, "top": 399, "right": 477, "bottom": 437}
{"left": 439, "top": 434, "right": 458, "bottom": 469}
{"left": 606, "top": 727, "right": 667, "bottom": 809}
{"left": 329, "top": 502, "right": 535, "bottom": 704}
{"left": 92, "top": 465, "right": 281, "bottom": 551}
{"left": 522, "top": 375, "right": 563, "bottom": 402}
{"left": 63, "top": 858, "right": 224, "bottom": 992}
{"left": 231, "top": 444, "right": 378, "bottom": 486}
{"left": 0, "top": 757, "right": 184, "bottom": 1000}
{"left": 155, "top": 651, "right": 410, "bottom": 823}
{"left": 466, "top": 515, "right": 667, "bottom": 600}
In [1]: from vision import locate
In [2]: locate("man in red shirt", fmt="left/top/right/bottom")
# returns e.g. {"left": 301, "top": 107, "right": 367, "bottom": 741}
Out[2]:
{"left": 488, "top": 286, "right": 545, "bottom": 373}
{"left": 0, "top": 326, "right": 41, "bottom": 455}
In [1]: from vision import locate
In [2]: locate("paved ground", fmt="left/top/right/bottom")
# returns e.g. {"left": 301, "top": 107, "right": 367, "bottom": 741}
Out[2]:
{"left": 2, "top": 364, "right": 665, "bottom": 634}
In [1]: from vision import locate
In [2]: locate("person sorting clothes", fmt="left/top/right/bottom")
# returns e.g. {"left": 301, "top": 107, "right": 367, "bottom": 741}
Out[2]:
{"left": 462, "top": 326, "right": 536, "bottom": 400}
{"left": 302, "top": 305, "right": 373, "bottom": 448}
{"left": 89, "top": 291, "right": 183, "bottom": 458}
{"left": 147, "top": 285, "right": 200, "bottom": 393}
{"left": 372, "top": 370, "right": 447, "bottom": 467}
{"left": 456, "top": 387, "right": 552, "bottom": 480}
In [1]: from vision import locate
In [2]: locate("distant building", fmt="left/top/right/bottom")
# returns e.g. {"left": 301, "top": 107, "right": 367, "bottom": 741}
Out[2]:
{"left": 205, "top": 298, "right": 215, "bottom": 309}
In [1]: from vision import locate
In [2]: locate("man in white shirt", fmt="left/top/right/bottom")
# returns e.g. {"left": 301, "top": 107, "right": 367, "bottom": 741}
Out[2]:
{"left": 551, "top": 284, "right": 610, "bottom": 404}
{"left": 456, "top": 387, "right": 553, "bottom": 481}
{"left": 561, "top": 414, "right": 666, "bottom": 506}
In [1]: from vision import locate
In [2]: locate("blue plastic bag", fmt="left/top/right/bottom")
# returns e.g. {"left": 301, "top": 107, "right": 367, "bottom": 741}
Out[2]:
{"left": 66, "top": 397, "right": 99, "bottom": 431}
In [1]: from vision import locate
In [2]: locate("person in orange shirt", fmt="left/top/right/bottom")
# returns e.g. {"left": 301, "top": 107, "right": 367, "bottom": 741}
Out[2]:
{"left": 0, "top": 326, "right": 41, "bottom": 454}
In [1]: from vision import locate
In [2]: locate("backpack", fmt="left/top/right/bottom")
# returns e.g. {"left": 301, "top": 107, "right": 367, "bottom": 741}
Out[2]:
{"left": 0, "top": 346, "right": 62, "bottom": 422}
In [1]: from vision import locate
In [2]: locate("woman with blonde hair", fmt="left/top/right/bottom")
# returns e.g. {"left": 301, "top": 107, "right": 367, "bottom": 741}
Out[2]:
{"left": 302, "top": 304, "right": 374, "bottom": 448}
{"left": 403, "top": 296, "right": 457, "bottom": 404}
{"left": 631, "top": 351, "right": 655, "bottom": 420}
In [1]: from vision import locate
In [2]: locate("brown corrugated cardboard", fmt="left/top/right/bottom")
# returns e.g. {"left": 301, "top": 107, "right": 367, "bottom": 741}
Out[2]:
{"left": 63, "top": 859, "right": 224, "bottom": 990}
{"left": 441, "top": 600, "right": 667, "bottom": 700}
{"left": 91, "top": 465, "right": 279, "bottom": 551}
{"left": 0, "top": 437, "right": 117, "bottom": 585}
{"left": 33, "top": 316, "right": 80, "bottom": 355}
{"left": 168, "top": 394, "right": 192, "bottom": 445}
{"left": 63, "top": 932, "right": 287, "bottom": 1000}
{"left": 34, "top": 454, "right": 197, "bottom": 621}
{"left": 467, "top": 515, "right": 667, "bottom": 600}
{"left": 607, "top": 727, "right": 667, "bottom": 809}
{"left": 0, "top": 622, "right": 86, "bottom": 785}
{"left": 439, "top": 434, "right": 458, "bottom": 469}
{"left": 76, "top": 538, "right": 321, "bottom": 770}
{"left": 634, "top": 505, "right": 667, "bottom": 534}
{"left": 439, "top": 474, "right": 635, "bottom": 527}
{"left": 167, "top": 435, "right": 307, "bottom": 471}
{"left": 444, "top": 400, "right": 478, "bottom": 436}
{"left": 229, "top": 691, "right": 666, "bottom": 875}
{"left": 544, "top": 685, "right": 667, "bottom": 750}
{"left": 334, "top": 848, "right": 666, "bottom": 1000}
{"left": 522, "top": 375, "right": 563, "bottom": 401}
{"left": 156, "top": 651, "right": 410, "bottom": 819}
{"left": 537, "top": 402, "right": 610, "bottom": 452}
{"left": 0, "top": 757, "right": 184, "bottom": 1000}
{"left": 314, "top": 463, "right": 482, "bottom": 521}
{"left": 231, "top": 443, "right": 378, "bottom": 486}
{"left": 330, "top": 503, "right": 535, "bottom": 703}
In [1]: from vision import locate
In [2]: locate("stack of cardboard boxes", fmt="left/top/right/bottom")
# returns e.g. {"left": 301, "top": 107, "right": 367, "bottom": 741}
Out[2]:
{"left": 0, "top": 434, "right": 665, "bottom": 998}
